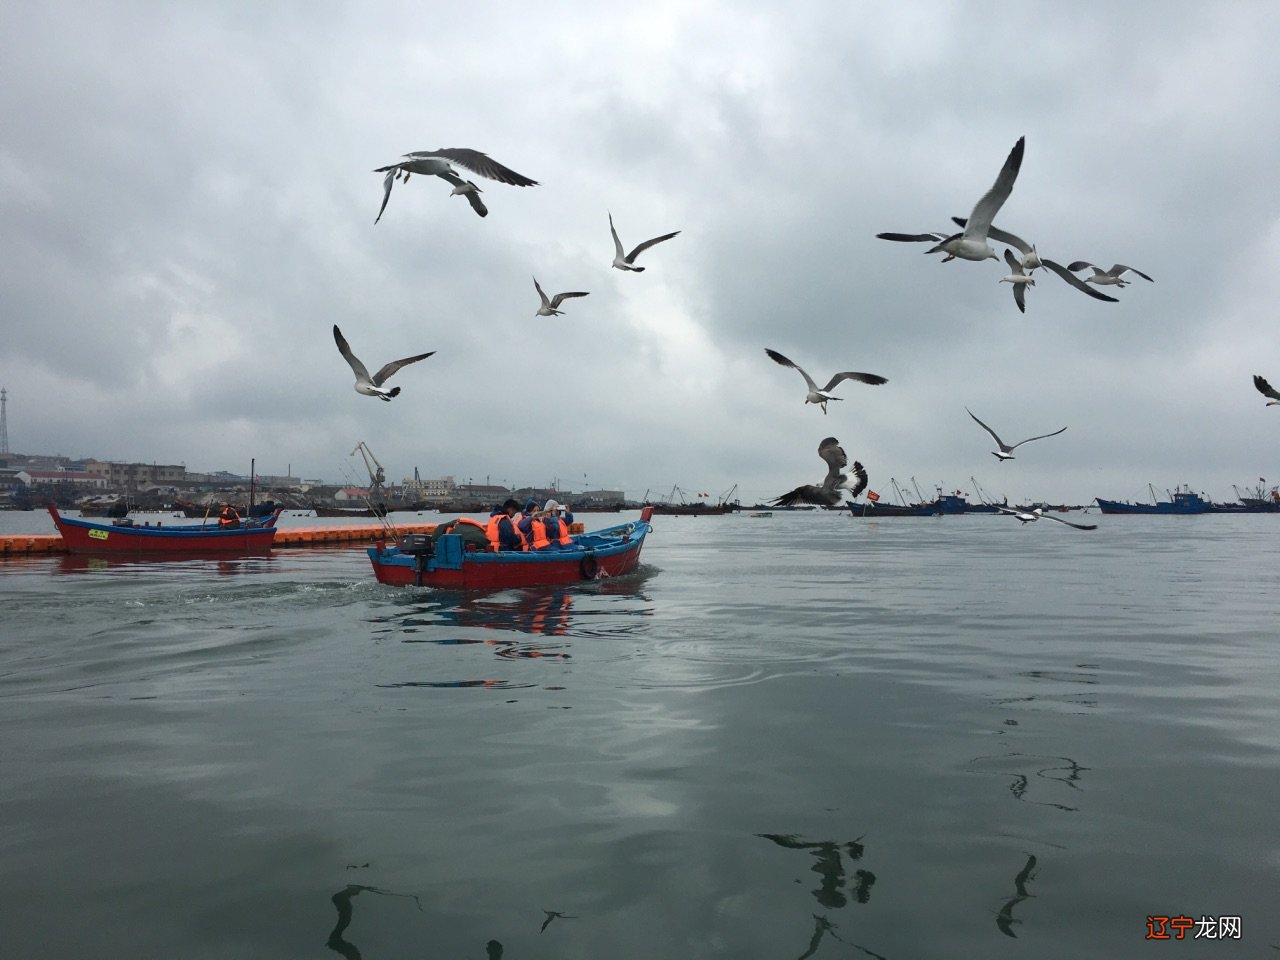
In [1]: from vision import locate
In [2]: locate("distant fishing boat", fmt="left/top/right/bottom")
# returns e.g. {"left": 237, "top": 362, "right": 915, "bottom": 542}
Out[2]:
{"left": 48, "top": 504, "right": 283, "bottom": 555}
{"left": 311, "top": 502, "right": 387, "bottom": 518}
{"left": 368, "top": 508, "right": 653, "bottom": 589}
{"left": 1094, "top": 486, "right": 1210, "bottom": 515}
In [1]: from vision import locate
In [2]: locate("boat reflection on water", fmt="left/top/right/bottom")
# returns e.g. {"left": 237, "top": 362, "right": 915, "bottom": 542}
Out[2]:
{"left": 53, "top": 554, "right": 276, "bottom": 577}
{"left": 375, "top": 574, "right": 654, "bottom": 690}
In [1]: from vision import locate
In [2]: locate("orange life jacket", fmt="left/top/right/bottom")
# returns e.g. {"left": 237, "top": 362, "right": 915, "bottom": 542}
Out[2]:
{"left": 526, "top": 518, "right": 551, "bottom": 550}
{"left": 547, "top": 515, "right": 573, "bottom": 546}
{"left": 484, "top": 513, "right": 526, "bottom": 551}
{"left": 218, "top": 507, "right": 240, "bottom": 527}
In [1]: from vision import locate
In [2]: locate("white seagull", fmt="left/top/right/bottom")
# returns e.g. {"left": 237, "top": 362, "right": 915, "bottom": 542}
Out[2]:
{"left": 1254, "top": 375, "right": 1280, "bottom": 406}
{"left": 771, "top": 437, "right": 868, "bottom": 507}
{"left": 995, "top": 505, "right": 1097, "bottom": 530}
{"left": 1000, "top": 248, "right": 1035, "bottom": 314}
{"left": 609, "top": 213, "right": 680, "bottom": 272}
{"left": 373, "top": 148, "right": 537, "bottom": 223}
{"left": 333, "top": 325, "right": 434, "bottom": 401}
{"left": 877, "top": 136, "right": 1025, "bottom": 263}
{"left": 967, "top": 408, "right": 1067, "bottom": 461}
{"left": 951, "top": 217, "right": 1042, "bottom": 272}
{"left": 533, "top": 277, "right": 590, "bottom": 317}
{"left": 765, "top": 348, "right": 888, "bottom": 414}
{"left": 1065, "top": 262, "right": 1154, "bottom": 287}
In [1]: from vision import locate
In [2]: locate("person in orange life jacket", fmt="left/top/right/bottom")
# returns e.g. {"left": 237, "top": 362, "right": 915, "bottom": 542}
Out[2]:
{"left": 218, "top": 503, "right": 241, "bottom": 528}
{"left": 518, "top": 501, "right": 558, "bottom": 551}
{"left": 539, "top": 500, "right": 574, "bottom": 548}
{"left": 485, "top": 499, "right": 526, "bottom": 551}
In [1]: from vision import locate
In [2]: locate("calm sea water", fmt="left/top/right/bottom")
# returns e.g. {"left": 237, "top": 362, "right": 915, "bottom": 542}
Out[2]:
{"left": 2, "top": 508, "right": 1279, "bottom": 958}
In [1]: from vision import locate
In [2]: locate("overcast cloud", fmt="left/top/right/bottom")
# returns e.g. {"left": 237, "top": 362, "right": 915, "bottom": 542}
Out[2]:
{"left": 3, "top": 1, "right": 1279, "bottom": 505}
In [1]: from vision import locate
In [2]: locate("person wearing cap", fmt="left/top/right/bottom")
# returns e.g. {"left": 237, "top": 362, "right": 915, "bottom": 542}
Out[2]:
{"left": 484, "top": 498, "right": 526, "bottom": 551}
{"left": 218, "top": 502, "right": 241, "bottom": 528}
{"left": 541, "top": 499, "right": 574, "bottom": 548}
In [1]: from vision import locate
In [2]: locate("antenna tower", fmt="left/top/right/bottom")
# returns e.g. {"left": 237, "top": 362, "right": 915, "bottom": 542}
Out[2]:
{"left": 0, "top": 387, "right": 8, "bottom": 455}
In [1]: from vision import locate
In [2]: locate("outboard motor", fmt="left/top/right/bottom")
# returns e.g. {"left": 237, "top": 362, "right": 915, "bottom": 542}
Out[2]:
{"left": 398, "top": 533, "right": 434, "bottom": 587}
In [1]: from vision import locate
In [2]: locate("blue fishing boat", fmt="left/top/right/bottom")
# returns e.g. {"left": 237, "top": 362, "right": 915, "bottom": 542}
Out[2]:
{"left": 48, "top": 504, "right": 283, "bottom": 554}
{"left": 368, "top": 508, "right": 654, "bottom": 589}
{"left": 1094, "top": 486, "right": 1210, "bottom": 515}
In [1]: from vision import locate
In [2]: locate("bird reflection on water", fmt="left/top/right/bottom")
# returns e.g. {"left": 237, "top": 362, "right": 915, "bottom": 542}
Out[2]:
{"left": 325, "top": 885, "right": 423, "bottom": 960}
{"left": 758, "top": 833, "right": 886, "bottom": 958}
{"left": 995, "top": 854, "right": 1039, "bottom": 938}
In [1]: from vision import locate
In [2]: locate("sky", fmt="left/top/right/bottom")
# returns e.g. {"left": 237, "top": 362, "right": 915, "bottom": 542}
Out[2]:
{"left": 3, "top": 1, "right": 1279, "bottom": 506}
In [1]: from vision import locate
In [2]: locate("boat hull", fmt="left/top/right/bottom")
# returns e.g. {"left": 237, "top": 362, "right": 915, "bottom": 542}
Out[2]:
{"left": 49, "top": 505, "right": 280, "bottom": 555}
{"left": 368, "top": 514, "right": 652, "bottom": 589}
{"left": 1094, "top": 493, "right": 1209, "bottom": 515}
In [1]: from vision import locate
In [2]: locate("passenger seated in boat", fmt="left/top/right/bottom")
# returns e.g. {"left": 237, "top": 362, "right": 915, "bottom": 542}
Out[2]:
{"left": 218, "top": 503, "right": 241, "bottom": 529}
{"left": 518, "top": 502, "right": 558, "bottom": 551}
{"left": 538, "top": 500, "right": 574, "bottom": 549}
{"left": 485, "top": 499, "right": 526, "bottom": 551}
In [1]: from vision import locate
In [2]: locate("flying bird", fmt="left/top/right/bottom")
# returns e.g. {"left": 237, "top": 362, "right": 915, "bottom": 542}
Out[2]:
{"left": 333, "top": 325, "right": 434, "bottom": 401}
{"left": 966, "top": 408, "right": 1067, "bottom": 461}
{"left": 533, "top": 277, "right": 589, "bottom": 316}
{"left": 952, "top": 216, "right": 1042, "bottom": 272}
{"left": 765, "top": 348, "right": 888, "bottom": 414}
{"left": 772, "top": 437, "right": 868, "bottom": 507}
{"left": 1065, "top": 262, "right": 1154, "bottom": 287}
{"left": 995, "top": 505, "right": 1097, "bottom": 530}
{"left": 1254, "top": 375, "right": 1280, "bottom": 406}
{"left": 1000, "top": 248, "right": 1035, "bottom": 313}
{"left": 876, "top": 136, "right": 1025, "bottom": 263}
{"left": 609, "top": 213, "right": 680, "bottom": 272}
{"left": 373, "top": 148, "right": 537, "bottom": 223}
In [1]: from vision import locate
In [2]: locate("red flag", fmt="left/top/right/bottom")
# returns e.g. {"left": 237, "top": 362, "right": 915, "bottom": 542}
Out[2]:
{"left": 866, "top": 490, "right": 881, "bottom": 502}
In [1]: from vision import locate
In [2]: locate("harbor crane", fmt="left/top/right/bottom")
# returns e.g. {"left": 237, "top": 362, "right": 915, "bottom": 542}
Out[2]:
{"left": 351, "top": 442, "right": 386, "bottom": 498}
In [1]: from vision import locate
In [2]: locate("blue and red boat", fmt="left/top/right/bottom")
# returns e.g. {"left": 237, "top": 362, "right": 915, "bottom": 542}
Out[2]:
{"left": 1094, "top": 487, "right": 1210, "bottom": 515}
{"left": 48, "top": 504, "right": 283, "bottom": 555}
{"left": 368, "top": 508, "right": 654, "bottom": 589}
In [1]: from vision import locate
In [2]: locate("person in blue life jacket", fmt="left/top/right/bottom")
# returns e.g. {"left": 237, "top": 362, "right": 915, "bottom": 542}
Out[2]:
{"left": 484, "top": 499, "right": 526, "bottom": 551}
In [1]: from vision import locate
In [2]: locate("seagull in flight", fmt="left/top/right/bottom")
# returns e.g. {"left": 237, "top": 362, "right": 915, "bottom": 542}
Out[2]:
{"left": 995, "top": 505, "right": 1097, "bottom": 530}
{"left": 1065, "top": 262, "right": 1154, "bottom": 287}
{"left": 765, "top": 348, "right": 888, "bottom": 414}
{"left": 772, "top": 437, "right": 868, "bottom": 507}
{"left": 533, "top": 277, "right": 589, "bottom": 316}
{"left": 609, "top": 213, "right": 680, "bottom": 271}
{"left": 1254, "top": 375, "right": 1280, "bottom": 406}
{"left": 373, "top": 148, "right": 537, "bottom": 223}
{"left": 967, "top": 408, "right": 1067, "bottom": 461}
{"left": 333, "top": 325, "right": 434, "bottom": 401}
{"left": 1000, "top": 248, "right": 1035, "bottom": 313}
{"left": 877, "top": 136, "right": 1025, "bottom": 263}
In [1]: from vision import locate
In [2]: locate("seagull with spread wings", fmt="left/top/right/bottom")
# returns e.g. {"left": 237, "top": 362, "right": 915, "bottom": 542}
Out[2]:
{"left": 373, "top": 147, "right": 537, "bottom": 223}
{"left": 765, "top": 348, "right": 888, "bottom": 414}
{"left": 609, "top": 213, "right": 680, "bottom": 272}
{"left": 877, "top": 136, "right": 1025, "bottom": 263}
{"left": 533, "top": 277, "right": 589, "bottom": 317}
{"left": 967, "top": 408, "right": 1067, "bottom": 461}
{"left": 771, "top": 437, "right": 868, "bottom": 507}
{"left": 1254, "top": 375, "right": 1280, "bottom": 406}
{"left": 1065, "top": 262, "right": 1154, "bottom": 287}
{"left": 996, "top": 505, "right": 1097, "bottom": 530}
{"left": 333, "top": 325, "right": 434, "bottom": 401}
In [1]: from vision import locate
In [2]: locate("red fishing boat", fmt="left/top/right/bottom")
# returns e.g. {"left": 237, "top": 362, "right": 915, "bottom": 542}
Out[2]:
{"left": 47, "top": 504, "right": 283, "bottom": 555}
{"left": 367, "top": 508, "right": 654, "bottom": 589}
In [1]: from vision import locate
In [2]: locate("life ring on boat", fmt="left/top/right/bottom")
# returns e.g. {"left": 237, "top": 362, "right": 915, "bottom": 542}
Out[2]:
{"left": 579, "top": 554, "right": 598, "bottom": 580}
